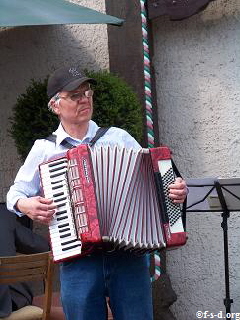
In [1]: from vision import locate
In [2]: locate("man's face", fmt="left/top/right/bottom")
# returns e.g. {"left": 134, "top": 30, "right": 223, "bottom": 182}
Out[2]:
{"left": 52, "top": 81, "right": 93, "bottom": 127}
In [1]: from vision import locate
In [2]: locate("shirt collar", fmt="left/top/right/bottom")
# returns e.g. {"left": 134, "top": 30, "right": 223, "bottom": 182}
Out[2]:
{"left": 53, "top": 120, "right": 100, "bottom": 147}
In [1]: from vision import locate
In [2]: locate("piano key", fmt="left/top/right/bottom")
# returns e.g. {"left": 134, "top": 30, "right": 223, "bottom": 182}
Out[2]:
{"left": 40, "top": 170, "right": 67, "bottom": 179}
{"left": 49, "top": 165, "right": 67, "bottom": 173}
{"left": 49, "top": 214, "right": 73, "bottom": 227}
{"left": 52, "top": 245, "right": 82, "bottom": 262}
{"left": 50, "top": 230, "right": 77, "bottom": 240}
{"left": 52, "top": 243, "right": 81, "bottom": 255}
{"left": 52, "top": 236, "right": 80, "bottom": 249}
{"left": 53, "top": 247, "right": 81, "bottom": 256}
{"left": 53, "top": 196, "right": 67, "bottom": 203}
{"left": 62, "top": 243, "right": 82, "bottom": 252}
{"left": 48, "top": 159, "right": 68, "bottom": 167}
{"left": 41, "top": 161, "right": 67, "bottom": 170}
{"left": 61, "top": 237, "right": 80, "bottom": 246}
{"left": 49, "top": 223, "right": 76, "bottom": 235}
{"left": 41, "top": 168, "right": 67, "bottom": 177}
{"left": 55, "top": 209, "right": 67, "bottom": 216}
{"left": 43, "top": 184, "right": 69, "bottom": 196}
{"left": 49, "top": 221, "right": 76, "bottom": 233}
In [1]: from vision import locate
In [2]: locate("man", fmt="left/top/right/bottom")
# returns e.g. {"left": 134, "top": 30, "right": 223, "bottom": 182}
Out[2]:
{"left": 0, "top": 203, "right": 49, "bottom": 318}
{"left": 7, "top": 65, "right": 188, "bottom": 320}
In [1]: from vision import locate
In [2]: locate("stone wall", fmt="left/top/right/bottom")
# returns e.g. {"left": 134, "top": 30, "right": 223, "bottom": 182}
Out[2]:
{"left": 152, "top": 0, "right": 240, "bottom": 317}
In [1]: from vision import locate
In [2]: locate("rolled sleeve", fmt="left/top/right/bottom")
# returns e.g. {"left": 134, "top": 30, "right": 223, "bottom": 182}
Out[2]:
{"left": 6, "top": 140, "right": 47, "bottom": 215}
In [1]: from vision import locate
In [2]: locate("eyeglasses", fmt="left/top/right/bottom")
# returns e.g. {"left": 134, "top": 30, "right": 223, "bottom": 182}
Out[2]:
{"left": 57, "top": 89, "right": 94, "bottom": 102}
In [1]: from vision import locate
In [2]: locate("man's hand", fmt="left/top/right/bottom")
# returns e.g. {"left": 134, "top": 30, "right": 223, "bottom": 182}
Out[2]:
{"left": 16, "top": 196, "right": 56, "bottom": 224}
{"left": 168, "top": 177, "right": 188, "bottom": 204}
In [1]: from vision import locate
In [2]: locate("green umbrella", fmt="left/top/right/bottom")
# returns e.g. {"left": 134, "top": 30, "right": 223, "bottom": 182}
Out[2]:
{"left": 0, "top": 0, "right": 123, "bottom": 27}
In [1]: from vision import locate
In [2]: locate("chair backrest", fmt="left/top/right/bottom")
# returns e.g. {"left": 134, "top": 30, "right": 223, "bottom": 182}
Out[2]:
{"left": 0, "top": 251, "right": 53, "bottom": 320}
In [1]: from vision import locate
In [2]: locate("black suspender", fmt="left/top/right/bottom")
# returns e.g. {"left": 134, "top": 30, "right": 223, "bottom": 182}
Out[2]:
{"left": 88, "top": 127, "right": 110, "bottom": 147}
{"left": 45, "top": 127, "right": 110, "bottom": 149}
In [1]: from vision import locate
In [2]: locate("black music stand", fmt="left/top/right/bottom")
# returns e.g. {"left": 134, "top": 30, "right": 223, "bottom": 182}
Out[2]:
{"left": 186, "top": 177, "right": 240, "bottom": 314}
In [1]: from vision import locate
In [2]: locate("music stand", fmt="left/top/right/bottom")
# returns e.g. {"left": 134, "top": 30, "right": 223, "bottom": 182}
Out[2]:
{"left": 186, "top": 177, "right": 240, "bottom": 314}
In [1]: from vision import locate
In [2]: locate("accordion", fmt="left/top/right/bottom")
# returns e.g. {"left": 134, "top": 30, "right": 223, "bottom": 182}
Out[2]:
{"left": 39, "top": 145, "right": 187, "bottom": 262}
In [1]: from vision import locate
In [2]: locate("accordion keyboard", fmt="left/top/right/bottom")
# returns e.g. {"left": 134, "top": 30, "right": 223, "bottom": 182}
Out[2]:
{"left": 40, "top": 158, "right": 82, "bottom": 262}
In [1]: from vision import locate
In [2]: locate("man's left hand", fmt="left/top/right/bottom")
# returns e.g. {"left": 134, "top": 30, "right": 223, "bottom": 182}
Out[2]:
{"left": 168, "top": 177, "right": 188, "bottom": 204}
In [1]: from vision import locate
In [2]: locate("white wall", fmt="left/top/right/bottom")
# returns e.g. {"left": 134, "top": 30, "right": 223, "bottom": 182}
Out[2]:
{"left": 152, "top": 0, "right": 240, "bottom": 318}
{"left": 0, "top": 0, "right": 108, "bottom": 202}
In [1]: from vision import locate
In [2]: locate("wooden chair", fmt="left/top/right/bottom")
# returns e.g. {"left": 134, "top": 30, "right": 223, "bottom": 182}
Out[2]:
{"left": 0, "top": 251, "right": 53, "bottom": 320}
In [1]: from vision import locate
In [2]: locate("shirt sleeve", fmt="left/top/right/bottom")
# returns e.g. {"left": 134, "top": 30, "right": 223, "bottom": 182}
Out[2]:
{"left": 6, "top": 140, "right": 47, "bottom": 216}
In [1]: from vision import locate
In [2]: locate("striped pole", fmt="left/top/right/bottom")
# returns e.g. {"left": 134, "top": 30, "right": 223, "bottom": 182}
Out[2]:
{"left": 140, "top": 0, "right": 154, "bottom": 148}
{"left": 140, "top": 0, "right": 161, "bottom": 281}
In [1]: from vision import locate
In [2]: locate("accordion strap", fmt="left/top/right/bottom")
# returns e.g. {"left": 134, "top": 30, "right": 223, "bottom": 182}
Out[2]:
{"left": 45, "top": 127, "right": 110, "bottom": 149}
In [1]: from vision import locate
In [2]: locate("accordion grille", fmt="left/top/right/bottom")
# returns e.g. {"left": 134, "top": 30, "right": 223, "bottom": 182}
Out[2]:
{"left": 89, "top": 146, "right": 165, "bottom": 250}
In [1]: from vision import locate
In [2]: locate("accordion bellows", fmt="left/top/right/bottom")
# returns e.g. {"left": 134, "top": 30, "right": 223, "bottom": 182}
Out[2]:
{"left": 39, "top": 145, "right": 187, "bottom": 262}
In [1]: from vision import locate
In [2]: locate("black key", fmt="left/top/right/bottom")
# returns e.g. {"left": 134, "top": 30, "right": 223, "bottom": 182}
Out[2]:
{"left": 54, "top": 196, "right": 67, "bottom": 203}
{"left": 62, "top": 244, "right": 81, "bottom": 251}
{"left": 56, "top": 210, "right": 67, "bottom": 216}
{"left": 51, "top": 179, "right": 63, "bottom": 185}
{"left": 57, "top": 216, "right": 68, "bottom": 221}
{"left": 48, "top": 160, "right": 67, "bottom": 167}
{"left": 53, "top": 192, "right": 64, "bottom": 197}
{"left": 56, "top": 203, "right": 66, "bottom": 208}
{"left": 61, "top": 239, "right": 78, "bottom": 246}
{"left": 60, "top": 233, "right": 72, "bottom": 238}
{"left": 59, "top": 228, "right": 71, "bottom": 233}
{"left": 52, "top": 184, "right": 64, "bottom": 190}
{"left": 50, "top": 172, "right": 66, "bottom": 178}
{"left": 58, "top": 223, "right": 69, "bottom": 228}
{"left": 49, "top": 165, "right": 67, "bottom": 173}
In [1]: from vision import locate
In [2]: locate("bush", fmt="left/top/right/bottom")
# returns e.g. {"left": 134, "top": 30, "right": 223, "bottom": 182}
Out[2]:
{"left": 9, "top": 70, "right": 143, "bottom": 160}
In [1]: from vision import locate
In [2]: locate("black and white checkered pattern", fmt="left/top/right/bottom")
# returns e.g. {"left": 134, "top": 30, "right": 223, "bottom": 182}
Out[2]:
{"left": 162, "top": 168, "right": 181, "bottom": 226}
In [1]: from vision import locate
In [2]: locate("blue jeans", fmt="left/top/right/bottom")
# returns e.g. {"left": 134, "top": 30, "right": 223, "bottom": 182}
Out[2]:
{"left": 60, "top": 250, "right": 153, "bottom": 320}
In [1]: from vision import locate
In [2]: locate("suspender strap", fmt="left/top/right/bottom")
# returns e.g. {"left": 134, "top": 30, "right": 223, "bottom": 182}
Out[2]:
{"left": 45, "top": 127, "right": 110, "bottom": 149}
{"left": 60, "top": 139, "right": 75, "bottom": 149}
{"left": 45, "top": 134, "right": 57, "bottom": 143}
{"left": 88, "top": 127, "right": 110, "bottom": 147}
{"left": 45, "top": 134, "right": 74, "bottom": 149}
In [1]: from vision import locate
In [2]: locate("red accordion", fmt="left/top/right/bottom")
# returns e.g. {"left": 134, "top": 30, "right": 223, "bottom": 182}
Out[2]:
{"left": 39, "top": 145, "right": 187, "bottom": 262}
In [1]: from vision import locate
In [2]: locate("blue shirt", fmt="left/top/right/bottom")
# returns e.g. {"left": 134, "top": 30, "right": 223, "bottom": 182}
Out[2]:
{"left": 7, "top": 120, "right": 141, "bottom": 216}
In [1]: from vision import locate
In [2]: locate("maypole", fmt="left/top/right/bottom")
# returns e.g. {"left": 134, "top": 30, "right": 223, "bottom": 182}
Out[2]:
{"left": 140, "top": 0, "right": 161, "bottom": 281}
{"left": 140, "top": 0, "right": 154, "bottom": 149}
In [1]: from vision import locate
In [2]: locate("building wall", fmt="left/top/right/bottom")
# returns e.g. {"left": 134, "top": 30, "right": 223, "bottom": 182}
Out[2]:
{"left": 0, "top": 0, "right": 108, "bottom": 202}
{"left": 152, "top": 0, "right": 240, "bottom": 318}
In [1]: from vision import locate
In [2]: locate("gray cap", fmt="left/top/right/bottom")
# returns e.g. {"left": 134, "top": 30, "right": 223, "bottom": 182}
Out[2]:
{"left": 47, "top": 65, "right": 96, "bottom": 99}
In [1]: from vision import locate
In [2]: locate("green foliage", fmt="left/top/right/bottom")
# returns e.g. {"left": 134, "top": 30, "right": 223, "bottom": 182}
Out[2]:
{"left": 9, "top": 78, "right": 59, "bottom": 161}
{"left": 9, "top": 70, "right": 143, "bottom": 161}
{"left": 86, "top": 70, "right": 143, "bottom": 142}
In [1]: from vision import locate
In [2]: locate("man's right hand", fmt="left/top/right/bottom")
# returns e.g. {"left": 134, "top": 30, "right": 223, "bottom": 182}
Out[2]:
{"left": 16, "top": 196, "right": 56, "bottom": 224}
